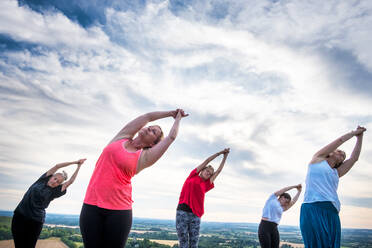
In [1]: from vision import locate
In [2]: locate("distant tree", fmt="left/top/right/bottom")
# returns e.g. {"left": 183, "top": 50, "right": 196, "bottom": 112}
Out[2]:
{"left": 126, "top": 238, "right": 171, "bottom": 248}
{"left": 0, "top": 226, "right": 12, "bottom": 240}
{"left": 61, "top": 236, "right": 77, "bottom": 248}
{"left": 149, "top": 227, "right": 162, "bottom": 231}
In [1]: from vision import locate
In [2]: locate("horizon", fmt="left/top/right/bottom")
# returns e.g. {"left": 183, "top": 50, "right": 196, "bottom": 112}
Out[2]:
{"left": 1, "top": 0, "right": 372, "bottom": 229}
{"left": 1, "top": 210, "right": 372, "bottom": 231}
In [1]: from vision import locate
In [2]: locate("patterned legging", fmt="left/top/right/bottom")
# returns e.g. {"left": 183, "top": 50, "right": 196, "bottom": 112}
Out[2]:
{"left": 176, "top": 210, "right": 201, "bottom": 248}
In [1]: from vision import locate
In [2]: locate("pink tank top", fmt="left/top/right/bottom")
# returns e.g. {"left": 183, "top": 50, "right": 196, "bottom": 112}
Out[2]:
{"left": 84, "top": 139, "right": 142, "bottom": 210}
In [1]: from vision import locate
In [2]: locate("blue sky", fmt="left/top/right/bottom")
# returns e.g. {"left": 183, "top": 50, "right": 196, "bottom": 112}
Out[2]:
{"left": 1, "top": 0, "right": 372, "bottom": 229}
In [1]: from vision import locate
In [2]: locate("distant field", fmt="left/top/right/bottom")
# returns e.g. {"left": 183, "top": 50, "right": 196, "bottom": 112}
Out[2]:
{"left": 132, "top": 237, "right": 178, "bottom": 246}
{"left": 0, "top": 238, "right": 68, "bottom": 248}
{"left": 131, "top": 230, "right": 155, "bottom": 234}
{"left": 281, "top": 241, "right": 304, "bottom": 248}
{"left": 151, "top": 239, "right": 178, "bottom": 246}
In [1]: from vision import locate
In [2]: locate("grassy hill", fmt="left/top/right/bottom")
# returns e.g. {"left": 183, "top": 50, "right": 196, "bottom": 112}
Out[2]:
{"left": 0, "top": 216, "right": 11, "bottom": 227}
{"left": 0, "top": 216, "right": 12, "bottom": 240}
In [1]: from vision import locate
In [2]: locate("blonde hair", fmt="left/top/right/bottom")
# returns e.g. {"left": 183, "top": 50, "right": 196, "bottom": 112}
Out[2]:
{"left": 55, "top": 171, "right": 68, "bottom": 181}
{"left": 201, "top": 165, "right": 214, "bottom": 174}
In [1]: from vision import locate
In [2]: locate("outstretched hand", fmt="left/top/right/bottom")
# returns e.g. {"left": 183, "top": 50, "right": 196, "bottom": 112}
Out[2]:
{"left": 296, "top": 184, "right": 302, "bottom": 191}
{"left": 77, "top": 158, "right": 87, "bottom": 166}
{"left": 354, "top": 126, "right": 366, "bottom": 136}
{"left": 218, "top": 148, "right": 230, "bottom": 156}
{"left": 174, "top": 109, "right": 189, "bottom": 120}
{"left": 223, "top": 148, "right": 230, "bottom": 155}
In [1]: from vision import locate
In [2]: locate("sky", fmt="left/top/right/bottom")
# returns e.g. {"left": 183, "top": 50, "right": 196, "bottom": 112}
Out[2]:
{"left": 0, "top": 0, "right": 372, "bottom": 229}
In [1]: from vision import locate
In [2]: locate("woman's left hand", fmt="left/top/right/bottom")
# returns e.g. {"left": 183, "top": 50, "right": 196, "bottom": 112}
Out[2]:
{"left": 354, "top": 126, "right": 366, "bottom": 136}
{"left": 175, "top": 109, "right": 189, "bottom": 120}
{"left": 77, "top": 158, "right": 87, "bottom": 166}
{"left": 296, "top": 184, "right": 302, "bottom": 191}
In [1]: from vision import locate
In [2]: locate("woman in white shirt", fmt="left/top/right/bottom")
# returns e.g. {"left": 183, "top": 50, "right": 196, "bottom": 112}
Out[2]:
{"left": 300, "top": 126, "right": 366, "bottom": 248}
{"left": 258, "top": 184, "right": 302, "bottom": 248}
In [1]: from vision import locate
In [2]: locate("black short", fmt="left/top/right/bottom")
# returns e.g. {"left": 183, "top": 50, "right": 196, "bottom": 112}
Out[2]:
{"left": 79, "top": 203, "right": 132, "bottom": 248}
{"left": 11, "top": 211, "right": 43, "bottom": 248}
{"left": 258, "top": 219, "right": 280, "bottom": 248}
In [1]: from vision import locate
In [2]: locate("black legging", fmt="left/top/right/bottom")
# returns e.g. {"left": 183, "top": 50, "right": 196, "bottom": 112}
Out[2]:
{"left": 11, "top": 211, "right": 43, "bottom": 248}
{"left": 79, "top": 203, "right": 132, "bottom": 248}
{"left": 258, "top": 219, "right": 280, "bottom": 248}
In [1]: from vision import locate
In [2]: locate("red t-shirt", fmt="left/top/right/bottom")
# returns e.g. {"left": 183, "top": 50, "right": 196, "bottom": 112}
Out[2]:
{"left": 178, "top": 168, "right": 214, "bottom": 217}
{"left": 84, "top": 139, "right": 142, "bottom": 210}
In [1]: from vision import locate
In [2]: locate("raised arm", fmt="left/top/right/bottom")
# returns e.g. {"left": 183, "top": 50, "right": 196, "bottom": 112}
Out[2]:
{"left": 274, "top": 185, "right": 299, "bottom": 197}
{"left": 197, "top": 150, "right": 225, "bottom": 173}
{"left": 109, "top": 110, "right": 179, "bottom": 144}
{"left": 310, "top": 126, "right": 366, "bottom": 164}
{"left": 46, "top": 159, "right": 86, "bottom": 176}
{"left": 337, "top": 127, "right": 365, "bottom": 177}
{"left": 61, "top": 159, "right": 86, "bottom": 191}
{"left": 210, "top": 148, "right": 230, "bottom": 183}
{"left": 136, "top": 110, "right": 188, "bottom": 174}
{"left": 285, "top": 184, "right": 302, "bottom": 211}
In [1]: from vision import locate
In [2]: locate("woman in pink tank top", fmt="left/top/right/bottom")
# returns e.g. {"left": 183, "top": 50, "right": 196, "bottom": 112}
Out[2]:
{"left": 80, "top": 109, "right": 188, "bottom": 248}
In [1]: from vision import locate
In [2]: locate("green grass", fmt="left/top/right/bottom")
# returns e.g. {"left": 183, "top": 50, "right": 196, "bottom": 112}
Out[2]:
{"left": 0, "top": 216, "right": 12, "bottom": 227}
{"left": 74, "top": 241, "right": 83, "bottom": 246}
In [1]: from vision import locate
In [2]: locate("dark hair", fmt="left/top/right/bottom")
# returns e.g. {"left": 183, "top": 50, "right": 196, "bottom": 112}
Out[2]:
{"left": 279, "top": 193, "right": 291, "bottom": 201}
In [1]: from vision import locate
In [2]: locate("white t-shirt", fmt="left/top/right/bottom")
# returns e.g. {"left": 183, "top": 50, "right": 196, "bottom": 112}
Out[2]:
{"left": 303, "top": 160, "right": 340, "bottom": 212}
{"left": 262, "top": 193, "right": 283, "bottom": 225}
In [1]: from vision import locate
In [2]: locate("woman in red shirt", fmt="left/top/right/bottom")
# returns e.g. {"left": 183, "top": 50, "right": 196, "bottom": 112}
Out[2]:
{"left": 176, "top": 148, "right": 230, "bottom": 248}
{"left": 80, "top": 109, "right": 188, "bottom": 248}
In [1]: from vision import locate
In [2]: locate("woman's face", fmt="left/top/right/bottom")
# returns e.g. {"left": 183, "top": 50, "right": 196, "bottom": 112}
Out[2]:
{"left": 200, "top": 167, "right": 214, "bottom": 180}
{"left": 279, "top": 196, "right": 290, "bottom": 207}
{"left": 139, "top": 125, "right": 162, "bottom": 147}
{"left": 47, "top": 174, "right": 64, "bottom": 188}
{"left": 329, "top": 149, "right": 346, "bottom": 166}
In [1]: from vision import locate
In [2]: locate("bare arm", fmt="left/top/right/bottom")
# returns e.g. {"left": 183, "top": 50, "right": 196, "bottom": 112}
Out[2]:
{"left": 310, "top": 126, "right": 366, "bottom": 164}
{"left": 61, "top": 159, "right": 86, "bottom": 191}
{"left": 210, "top": 148, "right": 230, "bottom": 183}
{"left": 109, "top": 110, "right": 178, "bottom": 144}
{"left": 274, "top": 185, "right": 298, "bottom": 197}
{"left": 46, "top": 159, "right": 85, "bottom": 176}
{"left": 284, "top": 184, "right": 302, "bottom": 211}
{"left": 337, "top": 131, "right": 364, "bottom": 178}
{"left": 136, "top": 110, "right": 188, "bottom": 174}
{"left": 197, "top": 150, "right": 224, "bottom": 173}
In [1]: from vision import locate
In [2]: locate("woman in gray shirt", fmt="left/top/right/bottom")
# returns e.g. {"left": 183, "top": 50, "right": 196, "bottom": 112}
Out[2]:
{"left": 11, "top": 158, "right": 86, "bottom": 248}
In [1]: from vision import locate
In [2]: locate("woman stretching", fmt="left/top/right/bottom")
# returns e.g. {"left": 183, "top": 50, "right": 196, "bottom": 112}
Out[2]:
{"left": 300, "top": 126, "right": 366, "bottom": 248}
{"left": 80, "top": 109, "right": 187, "bottom": 248}
{"left": 258, "top": 184, "right": 302, "bottom": 248}
{"left": 12, "top": 159, "right": 86, "bottom": 248}
{"left": 176, "top": 148, "right": 230, "bottom": 248}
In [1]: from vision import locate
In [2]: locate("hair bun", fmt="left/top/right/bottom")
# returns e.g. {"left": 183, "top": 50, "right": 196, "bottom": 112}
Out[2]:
{"left": 62, "top": 171, "right": 68, "bottom": 181}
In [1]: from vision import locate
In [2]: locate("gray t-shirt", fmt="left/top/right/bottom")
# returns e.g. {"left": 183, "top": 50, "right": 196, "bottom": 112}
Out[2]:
{"left": 15, "top": 173, "right": 66, "bottom": 223}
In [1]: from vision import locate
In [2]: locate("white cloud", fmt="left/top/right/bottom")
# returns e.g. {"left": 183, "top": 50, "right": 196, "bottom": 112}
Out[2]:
{"left": 0, "top": 0, "right": 372, "bottom": 229}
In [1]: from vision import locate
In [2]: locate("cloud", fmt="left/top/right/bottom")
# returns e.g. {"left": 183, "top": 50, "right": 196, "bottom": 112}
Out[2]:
{"left": 320, "top": 47, "right": 372, "bottom": 96}
{"left": 341, "top": 196, "right": 372, "bottom": 209}
{"left": 0, "top": 0, "right": 372, "bottom": 229}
